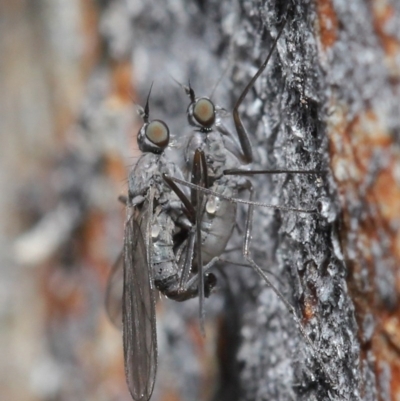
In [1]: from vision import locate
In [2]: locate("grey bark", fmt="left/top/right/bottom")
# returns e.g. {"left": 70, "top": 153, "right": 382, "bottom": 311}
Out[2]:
{"left": 99, "top": 0, "right": 375, "bottom": 400}
{"left": 11, "top": 0, "right": 399, "bottom": 400}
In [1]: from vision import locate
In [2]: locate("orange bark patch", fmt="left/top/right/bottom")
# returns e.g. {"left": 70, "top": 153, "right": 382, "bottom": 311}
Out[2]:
{"left": 391, "top": 363, "right": 400, "bottom": 399}
{"left": 374, "top": 167, "right": 400, "bottom": 222}
{"left": 42, "top": 264, "right": 86, "bottom": 318}
{"left": 380, "top": 316, "right": 400, "bottom": 398}
{"left": 81, "top": 211, "right": 112, "bottom": 284}
{"left": 105, "top": 152, "right": 127, "bottom": 183}
{"left": 395, "top": 230, "right": 400, "bottom": 268}
{"left": 315, "top": 0, "right": 338, "bottom": 50}
{"left": 80, "top": 0, "right": 101, "bottom": 75}
{"left": 327, "top": 98, "right": 400, "bottom": 398}
{"left": 111, "top": 61, "right": 134, "bottom": 105}
{"left": 302, "top": 297, "right": 315, "bottom": 321}
{"left": 383, "top": 316, "right": 400, "bottom": 353}
{"left": 160, "top": 389, "right": 181, "bottom": 401}
{"left": 371, "top": 1, "right": 399, "bottom": 58}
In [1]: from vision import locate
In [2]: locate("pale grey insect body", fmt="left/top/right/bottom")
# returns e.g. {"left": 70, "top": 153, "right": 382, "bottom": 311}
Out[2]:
{"left": 127, "top": 149, "right": 209, "bottom": 301}
{"left": 107, "top": 92, "right": 219, "bottom": 401}
{"left": 178, "top": 90, "right": 253, "bottom": 272}
{"left": 128, "top": 151, "right": 186, "bottom": 280}
{"left": 199, "top": 179, "right": 237, "bottom": 264}
{"left": 183, "top": 114, "right": 250, "bottom": 266}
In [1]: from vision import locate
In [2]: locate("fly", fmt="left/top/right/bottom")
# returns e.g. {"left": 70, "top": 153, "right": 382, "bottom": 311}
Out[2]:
{"left": 106, "top": 87, "right": 217, "bottom": 401}
{"left": 165, "top": 14, "right": 334, "bottom": 384}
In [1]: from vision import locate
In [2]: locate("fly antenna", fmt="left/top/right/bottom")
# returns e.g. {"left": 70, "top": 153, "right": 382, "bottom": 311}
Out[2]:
{"left": 209, "top": 62, "right": 231, "bottom": 101}
{"left": 126, "top": 87, "right": 137, "bottom": 104}
{"left": 126, "top": 88, "right": 146, "bottom": 120}
{"left": 169, "top": 74, "right": 196, "bottom": 102}
{"left": 169, "top": 74, "right": 185, "bottom": 90}
{"left": 187, "top": 80, "right": 196, "bottom": 103}
{"left": 143, "top": 82, "right": 154, "bottom": 123}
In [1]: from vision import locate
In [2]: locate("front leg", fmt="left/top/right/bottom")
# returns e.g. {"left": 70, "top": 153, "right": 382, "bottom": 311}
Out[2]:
{"left": 232, "top": 19, "right": 287, "bottom": 164}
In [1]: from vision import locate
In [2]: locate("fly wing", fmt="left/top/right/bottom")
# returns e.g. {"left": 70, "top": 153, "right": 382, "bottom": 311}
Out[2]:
{"left": 123, "top": 201, "right": 157, "bottom": 401}
{"left": 105, "top": 251, "right": 124, "bottom": 329}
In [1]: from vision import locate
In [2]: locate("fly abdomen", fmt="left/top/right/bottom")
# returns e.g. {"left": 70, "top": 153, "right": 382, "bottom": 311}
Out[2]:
{"left": 200, "top": 186, "right": 237, "bottom": 264}
{"left": 151, "top": 210, "right": 180, "bottom": 281}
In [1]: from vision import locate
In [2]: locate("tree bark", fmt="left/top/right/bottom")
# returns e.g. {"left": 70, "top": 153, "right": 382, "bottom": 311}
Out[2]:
{"left": 99, "top": 0, "right": 399, "bottom": 400}
{"left": 6, "top": 0, "right": 400, "bottom": 400}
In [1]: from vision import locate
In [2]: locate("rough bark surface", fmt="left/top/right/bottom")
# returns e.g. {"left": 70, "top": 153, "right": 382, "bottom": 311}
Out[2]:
{"left": 99, "top": 0, "right": 399, "bottom": 400}
{"left": 102, "top": 0, "right": 355, "bottom": 400}
{"left": 4, "top": 0, "right": 400, "bottom": 401}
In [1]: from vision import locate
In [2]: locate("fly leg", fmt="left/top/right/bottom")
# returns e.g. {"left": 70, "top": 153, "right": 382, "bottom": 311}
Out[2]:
{"left": 240, "top": 180, "right": 335, "bottom": 385}
{"left": 224, "top": 168, "right": 326, "bottom": 176}
{"left": 191, "top": 148, "right": 207, "bottom": 329}
{"left": 232, "top": 18, "right": 287, "bottom": 164}
{"left": 161, "top": 150, "right": 216, "bottom": 323}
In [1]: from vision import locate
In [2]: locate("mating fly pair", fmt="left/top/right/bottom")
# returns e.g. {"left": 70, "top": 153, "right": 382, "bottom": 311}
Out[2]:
{"left": 106, "top": 16, "right": 332, "bottom": 401}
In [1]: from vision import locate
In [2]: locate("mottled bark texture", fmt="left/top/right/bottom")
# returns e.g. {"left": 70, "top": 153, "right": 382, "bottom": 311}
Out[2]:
{"left": 6, "top": 0, "right": 400, "bottom": 401}
{"left": 99, "top": 0, "right": 400, "bottom": 400}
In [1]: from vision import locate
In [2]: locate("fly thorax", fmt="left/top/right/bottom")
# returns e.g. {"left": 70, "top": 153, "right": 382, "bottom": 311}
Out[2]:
{"left": 208, "top": 143, "right": 225, "bottom": 161}
{"left": 236, "top": 174, "right": 250, "bottom": 191}
{"left": 207, "top": 141, "right": 234, "bottom": 179}
{"left": 218, "top": 175, "right": 237, "bottom": 192}
{"left": 129, "top": 153, "right": 161, "bottom": 198}
{"left": 157, "top": 190, "right": 169, "bottom": 205}
{"left": 185, "top": 132, "right": 204, "bottom": 165}
{"left": 207, "top": 133, "right": 226, "bottom": 162}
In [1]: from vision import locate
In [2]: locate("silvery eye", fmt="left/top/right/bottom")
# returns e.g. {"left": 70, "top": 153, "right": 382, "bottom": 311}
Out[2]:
{"left": 145, "top": 120, "right": 169, "bottom": 147}
{"left": 193, "top": 98, "right": 215, "bottom": 127}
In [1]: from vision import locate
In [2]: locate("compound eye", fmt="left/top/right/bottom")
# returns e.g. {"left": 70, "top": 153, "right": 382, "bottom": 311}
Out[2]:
{"left": 146, "top": 120, "right": 169, "bottom": 148}
{"left": 193, "top": 98, "right": 215, "bottom": 127}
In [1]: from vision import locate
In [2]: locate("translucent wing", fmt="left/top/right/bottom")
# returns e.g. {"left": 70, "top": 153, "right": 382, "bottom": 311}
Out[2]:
{"left": 105, "top": 251, "right": 124, "bottom": 329}
{"left": 123, "top": 201, "right": 157, "bottom": 401}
